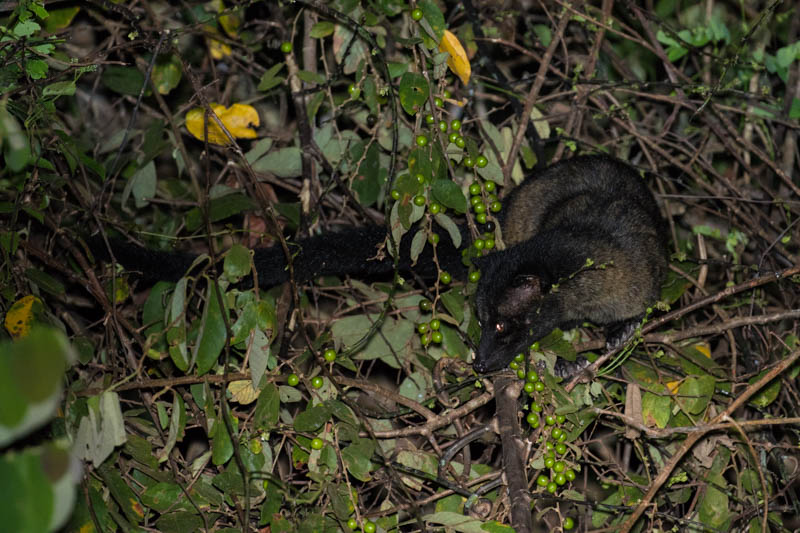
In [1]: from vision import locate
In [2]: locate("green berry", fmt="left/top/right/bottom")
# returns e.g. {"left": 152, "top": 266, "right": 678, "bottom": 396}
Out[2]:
{"left": 516, "top": 369, "right": 526, "bottom": 379}
{"left": 536, "top": 473, "right": 549, "bottom": 487}
{"left": 417, "top": 323, "right": 429, "bottom": 334}
{"left": 553, "top": 460, "right": 565, "bottom": 473}
{"left": 363, "top": 521, "right": 377, "bottom": 533}
{"left": 526, "top": 370, "right": 539, "bottom": 382}
{"left": 415, "top": 134, "right": 428, "bottom": 147}
{"left": 429, "top": 319, "right": 441, "bottom": 330}
{"left": 463, "top": 157, "right": 475, "bottom": 168}
{"left": 469, "top": 182, "right": 481, "bottom": 196}
{"left": 565, "top": 469, "right": 576, "bottom": 481}
{"left": 311, "top": 438, "right": 324, "bottom": 450}
{"left": 476, "top": 155, "right": 488, "bottom": 168}
{"left": 470, "top": 195, "right": 483, "bottom": 206}
{"left": 563, "top": 517, "right": 575, "bottom": 530}
{"left": 455, "top": 136, "right": 466, "bottom": 148}
{"left": 531, "top": 401, "right": 542, "bottom": 412}
{"left": 554, "top": 472, "right": 567, "bottom": 485}
{"left": 428, "top": 233, "right": 440, "bottom": 244}
{"left": 473, "top": 202, "right": 486, "bottom": 214}
{"left": 556, "top": 443, "right": 567, "bottom": 455}
{"left": 545, "top": 415, "right": 556, "bottom": 426}
{"left": 420, "top": 299, "right": 432, "bottom": 312}
{"left": 431, "top": 331, "right": 443, "bottom": 343}
{"left": 311, "top": 376, "right": 324, "bottom": 389}
{"left": 551, "top": 428, "right": 563, "bottom": 440}
{"left": 440, "top": 271, "right": 451, "bottom": 284}
{"left": 556, "top": 414, "right": 566, "bottom": 424}
{"left": 348, "top": 83, "right": 360, "bottom": 99}
{"left": 514, "top": 353, "right": 525, "bottom": 362}
{"left": 425, "top": 113, "right": 435, "bottom": 124}
{"left": 280, "top": 41, "right": 293, "bottom": 53}
{"left": 524, "top": 382, "right": 535, "bottom": 394}
{"left": 448, "top": 132, "right": 459, "bottom": 143}
{"left": 443, "top": 89, "right": 452, "bottom": 98}
{"left": 434, "top": 97, "right": 444, "bottom": 107}
{"left": 429, "top": 202, "right": 441, "bottom": 214}
{"left": 468, "top": 271, "right": 480, "bottom": 283}
{"left": 534, "top": 381, "right": 545, "bottom": 392}
{"left": 546, "top": 481, "right": 557, "bottom": 494}
{"left": 509, "top": 360, "right": 519, "bottom": 370}
{"left": 450, "top": 119, "right": 461, "bottom": 131}
{"left": 484, "top": 180, "right": 496, "bottom": 192}
{"left": 413, "top": 194, "right": 426, "bottom": 206}
{"left": 416, "top": 173, "right": 426, "bottom": 183}
{"left": 420, "top": 333, "right": 431, "bottom": 346}
{"left": 347, "top": 518, "right": 359, "bottom": 530}
{"left": 544, "top": 456, "right": 555, "bottom": 469}
{"left": 476, "top": 213, "right": 487, "bottom": 224}
{"left": 323, "top": 349, "right": 337, "bottom": 362}
{"left": 490, "top": 201, "right": 502, "bottom": 212}
{"left": 287, "top": 373, "right": 300, "bottom": 387}
{"left": 473, "top": 238, "right": 485, "bottom": 250}
{"left": 438, "top": 121, "right": 448, "bottom": 132}
{"left": 557, "top": 431, "right": 567, "bottom": 442}
{"left": 531, "top": 341, "right": 540, "bottom": 350}
{"left": 411, "top": 8, "right": 423, "bottom": 20}
{"left": 390, "top": 189, "right": 400, "bottom": 200}
{"left": 484, "top": 238, "right": 495, "bottom": 250}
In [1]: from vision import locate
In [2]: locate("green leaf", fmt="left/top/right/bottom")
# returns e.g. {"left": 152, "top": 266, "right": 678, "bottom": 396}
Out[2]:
{"left": 194, "top": 282, "right": 228, "bottom": 376}
{"left": 676, "top": 375, "right": 715, "bottom": 415}
{"left": 434, "top": 213, "right": 462, "bottom": 248}
{"left": 152, "top": 54, "right": 182, "bottom": 95}
{"left": 418, "top": 0, "right": 446, "bottom": 41}
{"left": 156, "top": 511, "right": 204, "bottom": 533}
{"left": 122, "top": 160, "right": 156, "bottom": 209}
{"left": 0, "top": 103, "right": 31, "bottom": 172}
{"left": 185, "top": 193, "right": 257, "bottom": 231}
{"left": 141, "top": 482, "right": 183, "bottom": 513}
{"left": 252, "top": 146, "right": 303, "bottom": 178}
{"left": 211, "top": 410, "right": 234, "bottom": 466}
{"left": 431, "top": 180, "right": 467, "bottom": 213}
{"left": 341, "top": 439, "right": 374, "bottom": 481}
{"left": 398, "top": 72, "right": 429, "bottom": 115}
{"left": 167, "top": 279, "right": 189, "bottom": 372}
{"left": 641, "top": 390, "right": 671, "bottom": 429}
{"left": 294, "top": 404, "right": 331, "bottom": 433}
{"left": 387, "top": 61, "right": 408, "bottom": 78}
{"left": 223, "top": 244, "right": 251, "bottom": 281}
{"left": 258, "top": 62, "right": 285, "bottom": 92}
{"left": 253, "top": 383, "right": 280, "bottom": 430}
{"left": 410, "top": 229, "right": 426, "bottom": 263}
{"left": 25, "top": 59, "right": 48, "bottom": 79}
{"left": 351, "top": 143, "right": 383, "bottom": 206}
{"left": 43, "top": 80, "right": 76, "bottom": 97}
{"left": 310, "top": 21, "right": 335, "bottom": 38}
{"left": 102, "top": 65, "right": 147, "bottom": 96}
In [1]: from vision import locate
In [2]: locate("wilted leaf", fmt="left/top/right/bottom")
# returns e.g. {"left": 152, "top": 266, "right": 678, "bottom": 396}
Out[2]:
{"left": 186, "top": 103, "right": 259, "bottom": 145}
{"left": 438, "top": 30, "right": 470, "bottom": 85}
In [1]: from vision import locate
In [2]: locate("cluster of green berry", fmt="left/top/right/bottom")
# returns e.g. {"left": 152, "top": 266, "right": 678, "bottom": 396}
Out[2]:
{"left": 468, "top": 179, "right": 501, "bottom": 225}
{"left": 417, "top": 316, "right": 443, "bottom": 346}
{"left": 513, "top": 351, "right": 578, "bottom": 529}
{"left": 285, "top": 348, "right": 337, "bottom": 390}
{"left": 347, "top": 517, "right": 376, "bottom": 532}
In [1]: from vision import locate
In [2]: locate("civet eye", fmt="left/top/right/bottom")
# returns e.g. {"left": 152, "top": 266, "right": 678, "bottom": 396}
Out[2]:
{"left": 496, "top": 322, "right": 505, "bottom": 333}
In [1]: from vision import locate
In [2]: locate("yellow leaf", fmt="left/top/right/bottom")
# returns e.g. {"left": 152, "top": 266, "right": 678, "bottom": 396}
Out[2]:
{"left": 4, "top": 295, "right": 43, "bottom": 339}
{"left": 186, "top": 103, "right": 260, "bottom": 145}
{"left": 228, "top": 380, "right": 260, "bottom": 404}
{"left": 439, "top": 30, "right": 471, "bottom": 85}
{"left": 208, "top": 37, "right": 232, "bottom": 59}
{"left": 666, "top": 381, "right": 681, "bottom": 394}
{"left": 213, "top": 0, "right": 241, "bottom": 38}
{"left": 694, "top": 343, "right": 711, "bottom": 358}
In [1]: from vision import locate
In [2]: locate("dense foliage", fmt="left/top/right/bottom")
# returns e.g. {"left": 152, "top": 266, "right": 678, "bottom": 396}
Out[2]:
{"left": 1, "top": 1, "right": 800, "bottom": 532}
